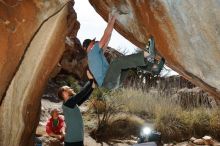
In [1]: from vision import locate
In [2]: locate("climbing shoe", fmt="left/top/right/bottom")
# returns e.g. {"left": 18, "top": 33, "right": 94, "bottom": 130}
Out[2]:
{"left": 152, "top": 58, "right": 165, "bottom": 75}
{"left": 144, "top": 35, "right": 155, "bottom": 53}
{"left": 144, "top": 35, "right": 156, "bottom": 63}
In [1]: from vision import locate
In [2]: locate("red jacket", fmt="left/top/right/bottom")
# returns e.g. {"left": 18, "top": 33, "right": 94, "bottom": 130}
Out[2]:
{"left": 46, "top": 116, "right": 64, "bottom": 135}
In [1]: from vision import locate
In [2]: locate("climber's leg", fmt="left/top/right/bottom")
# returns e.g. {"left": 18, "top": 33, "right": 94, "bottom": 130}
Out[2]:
{"left": 120, "top": 69, "right": 129, "bottom": 83}
{"left": 102, "top": 35, "right": 163, "bottom": 89}
{"left": 102, "top": 52, "right": 146, "bottom": 89}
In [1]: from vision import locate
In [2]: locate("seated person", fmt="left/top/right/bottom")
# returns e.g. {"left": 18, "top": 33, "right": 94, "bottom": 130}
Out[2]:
{"left": 46, "top": 109, "right": 65, "bottom": 141}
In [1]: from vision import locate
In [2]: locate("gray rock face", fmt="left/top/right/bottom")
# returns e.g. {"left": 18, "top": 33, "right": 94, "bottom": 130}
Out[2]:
{"left": 89, "top": 0, "right": 220, "bottom": 99}
{"left": 161, "top": 0, "right": 220, "bottom": 97}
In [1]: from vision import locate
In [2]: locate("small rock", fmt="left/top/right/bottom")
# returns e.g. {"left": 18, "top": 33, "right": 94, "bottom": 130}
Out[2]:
{"left": 203, "top": 136, "right": 214, "bottom": 145}
{"left": 190, "top": 137, "right": 196, "bottom": 142}
{"left": 203, "top": 135, "right": 212, "bottom": 140}
{"left": 193, "top": 139, "right": 205, "bottom": 145}
{"left": 163, "top": 144, "right": 174, "bottom": 146}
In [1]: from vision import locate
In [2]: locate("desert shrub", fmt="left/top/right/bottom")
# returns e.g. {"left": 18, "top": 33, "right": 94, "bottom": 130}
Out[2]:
{"left": 209, "top": 108, "right": 220, "bottom": 139}
{"left": 91, "top": 88, "right": 106, "bottom": 99}
{"left": 91, "top": 115, "right": 144, "bottom": 142}
{"left": 65, "top": 75, "right": 81, "bottom": 92}
{"left": 107, "top": 87, "right": 220, "bottom": 142}
{"left": 90, "top": 98, "right": 106, "bottom": 114}
{"left": 90, "top": 90, "right": 126, "bottom": 142}
{"left": 113, "top": 88, "right": 158, "bottom": 119}
{"left": 189, "top": 109, "right": 211, "bottom": 137}
{"left": 54, "top": 75, "right": 81, "bottom": 92}
{"left": 155, "top": 108, "right": 189, "bottom": 142}
{"left": 107, "top": 116, "right": 144, "bottom": 139}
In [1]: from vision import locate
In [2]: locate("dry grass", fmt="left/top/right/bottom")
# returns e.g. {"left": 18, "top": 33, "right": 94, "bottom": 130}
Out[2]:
{"left": 91, "top": 115, "right": 144, "bottom": 142}
{"left": 111, "top": 87, "right": 220, "bottom": 142}
{"left": 89, "top": 86, "right": 220, "bottom": 143}
{"left": 90, "top": 90, "right": 144, "bottom": 142}
{"left": 112, "top": 88, "right": 175, "bottom": 119}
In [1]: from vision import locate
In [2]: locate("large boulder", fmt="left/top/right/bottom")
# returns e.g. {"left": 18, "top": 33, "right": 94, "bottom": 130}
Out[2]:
{"left": 89, "top": 0, "right": 220, "bottom": 99}
{"left": 0, "top": 0, "right": 79, "bottom": 145}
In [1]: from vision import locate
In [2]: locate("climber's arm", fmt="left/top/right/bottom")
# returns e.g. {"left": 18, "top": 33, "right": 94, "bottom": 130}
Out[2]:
{"left": 99, "top": 13, "right": 117, "bottom": 50}
{"left": 64, "top": 80, "right": 93, "bottom": 108}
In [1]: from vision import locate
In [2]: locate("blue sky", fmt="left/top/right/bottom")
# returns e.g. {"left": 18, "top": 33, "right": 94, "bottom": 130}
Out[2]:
{"left": 74, "top": 0, "right": 137, "bottom": 54}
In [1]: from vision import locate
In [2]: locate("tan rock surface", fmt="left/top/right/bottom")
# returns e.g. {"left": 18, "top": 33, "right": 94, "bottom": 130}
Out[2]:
{"left": 0, "top": 0, "right": 79, "bottom": 145}
{"left": 0, "top": 0, "right": 69, "bottom": 102}
{"left": 89, "top": 0, "right": 220, "bottom": 99}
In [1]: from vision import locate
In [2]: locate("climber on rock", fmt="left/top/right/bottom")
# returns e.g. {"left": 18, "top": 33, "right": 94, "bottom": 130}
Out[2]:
{"left": 83, "top": 11, "right": 165, "bottom": 90}
{"left": 57, "top": 70, "right": 95, "bottom": 146}
{"left": 46, "top": 108, "right": 65, "bottom": 141}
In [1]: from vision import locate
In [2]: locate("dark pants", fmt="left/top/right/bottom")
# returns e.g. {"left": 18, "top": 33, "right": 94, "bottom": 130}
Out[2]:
{"left": 103, "top": 52, "right": 145, "bottom": 89}
{"left": 102, "top": 52, "right": 165, "bottom": 89}
{"left": 64, "top": 141, "right": 83, "bottom": 146}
